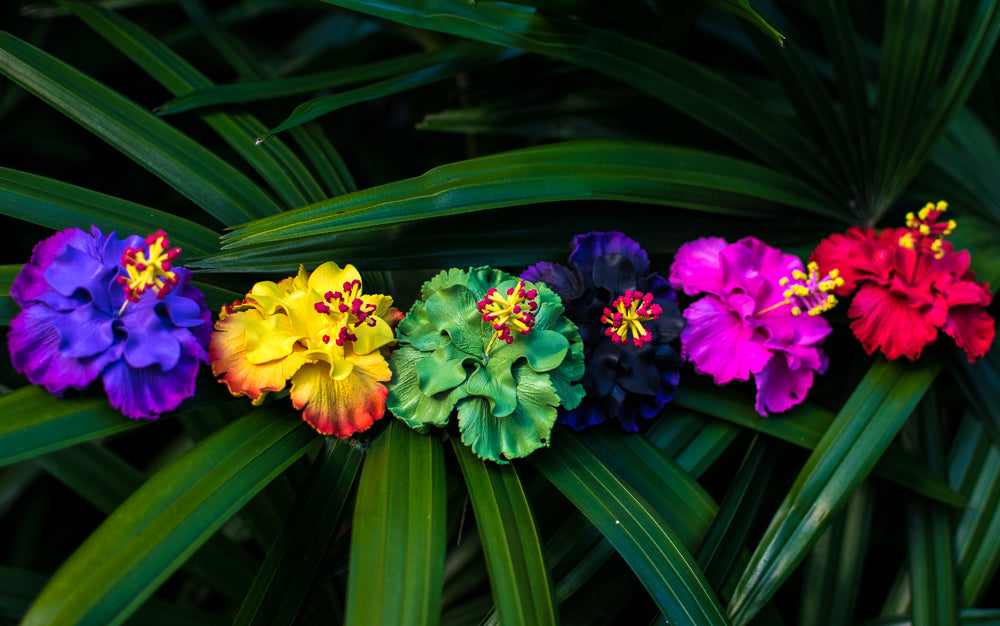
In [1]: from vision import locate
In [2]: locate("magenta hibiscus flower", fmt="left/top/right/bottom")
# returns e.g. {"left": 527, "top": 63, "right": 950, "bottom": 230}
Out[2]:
{"left": 811, "top": 201, "right": 994, "bottom": 362}
{"left": 669, "top": 237, "right": 839, "bottom": 415}
{"left": 8, "top": 226, "right": 211, "bottom": 419}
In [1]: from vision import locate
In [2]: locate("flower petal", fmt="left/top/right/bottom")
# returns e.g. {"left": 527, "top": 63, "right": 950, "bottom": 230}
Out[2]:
{"left": 8, "top": 303, "right": 117, "bottom": 394}
{"left": 753, "top": 350, "right": 817, "bottom": 416}
{"left": 942, "top": 305, "right": 996, "bottom": 362}
{"left": 457, "top": 363, "right": 559, "bottom": 463}
{"left": 120, "top": 302, "right": 182, "bottom": 370}
{"left": 465, "top": 360, "right": 518, "bottom": 418}
{"left": 669, "top": 237, "right": 729, "bottom": 296}
{"left": 424, "top": 282, "right": 487, "bottom": 356}
{"left": 209, "top": 308, "right": 307, "bottom": 402}
{"left": 387, "top": 345, "right": 469, "bottom": 432}
{"left": 101, "top": 354, "right": 201, "bottom": 419}
{"left": 289, "top": 360, "right": 388, "bottom": 437}
{"left": 522, "top": 262, "right": 587, "bottom": 301}
{"left": 681, "top": 294, "right": 772, "bottom": 383}
{"left": 416, "top": 342, "right": 474, "bottom": 396}
{"left": 569, "top": 231, "right": 650, "bottom": 278}
{"left": 848, "top": 282, "right": 940, "bottom": 360}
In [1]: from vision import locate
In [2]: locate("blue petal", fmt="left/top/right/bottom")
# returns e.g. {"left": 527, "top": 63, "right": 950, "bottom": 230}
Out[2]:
{"left": 120, "top": 302, "right": 182, "bottom": 370}
{"left": 101, "top": 354, "right": 201, "bottom": 419}
{"left": 569, "top": 231, "right": 650, "bottom": 278}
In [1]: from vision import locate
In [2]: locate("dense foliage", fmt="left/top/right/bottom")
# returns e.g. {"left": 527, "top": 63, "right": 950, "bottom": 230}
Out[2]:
{"left": 2, "top": 0, "right": 1000, "bottom": 624}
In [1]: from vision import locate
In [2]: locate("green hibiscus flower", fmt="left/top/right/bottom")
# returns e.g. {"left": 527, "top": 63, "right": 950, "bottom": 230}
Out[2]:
{"left": 387, "top": 267, "right": 585, "bottom": 463}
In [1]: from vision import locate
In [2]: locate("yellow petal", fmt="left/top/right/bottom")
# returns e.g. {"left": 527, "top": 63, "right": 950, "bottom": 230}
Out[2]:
{"left": 352, "top": 315, "right": 396, "bottom": 354}
{"left": 210, "top": 309, "right": 309, "bottom": 401}
{"left": 308, "top": 261, "right": 361, "bottom": 295}
{"left": 243, "top": 308, "right": 307, "bottom": 364}
{"left": 290, "top": 361, "right": 388, "bottom": 437}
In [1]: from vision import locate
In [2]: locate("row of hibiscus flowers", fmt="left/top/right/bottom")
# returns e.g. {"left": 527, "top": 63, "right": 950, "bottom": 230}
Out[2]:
{"left": 8, "top": 202, "right": 995, "bottom": 463}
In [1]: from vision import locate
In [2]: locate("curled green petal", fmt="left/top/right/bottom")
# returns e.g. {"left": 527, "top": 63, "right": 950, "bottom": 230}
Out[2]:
{"left": 457, "top": 364, "right": 561, "bottom": 464}
{"left": 387, "top": 266, "right": 585, "bottom": 462}
{"left": 387, "top": 345, "right": 468, "bottom": 433}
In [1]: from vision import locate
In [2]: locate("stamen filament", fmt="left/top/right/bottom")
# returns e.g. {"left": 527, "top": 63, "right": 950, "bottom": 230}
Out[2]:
{"left": 117, "top": 230, "right": 181, "bottom": 315}
{"left": 478, "top": 281, "right": 538, "bottom": 358}
{"left": 601, "top": 290, "right": 661, "bottom": 347}
{"left": 759, "top": 263, "right": 843, "bottom": 317}
{"left": 899, "top": 200, "right": 955, "bottom": 259}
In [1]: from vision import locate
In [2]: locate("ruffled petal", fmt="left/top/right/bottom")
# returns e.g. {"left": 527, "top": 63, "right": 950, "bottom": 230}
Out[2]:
{"left": 120, "top": 301, "right": 182, "bottom": 370}
{"left": 681, "top": 294, "right": 772, "bottom": 384}
{"left": 569, "top": 231, "right": 649, "bottom": 278}
{"left": 942, "top": 305, "right": 996, "bottom": 362}
{"left": 53, "top": 301, "right": 117, "bottom": 359}
{"left": 753, "top": 350, "right": 816, "bottom": 415}
{"left": 290, "top": 360, "right": 388, "bottom": 437}
{"left": 591, "top": 253, "right": 641, "bottom": 296}
{"left": 848, "top": 282, "right": 940, "bottom": 360}
{"left": 101, "top": 354, "right": 201, "bottom": 419}
{"left": 8, "top": 303, "right": 118, "bottom": 394}
{"left": 209, "top": 308, "right": 308, "bottom": 402}
{"left": 811, "top": 227, "right": 891, "bottom": 294}
{"left": 387, "top": 345, "right": 469, "bottom": 432}
{"left": 669, "top": 237, "right": 728, "bottom": 296}
{"left": 521, "top": 262, "right": 587, "bottom": 301}
{"left": 457, "top": 363, "right": 559, "bottom": 464}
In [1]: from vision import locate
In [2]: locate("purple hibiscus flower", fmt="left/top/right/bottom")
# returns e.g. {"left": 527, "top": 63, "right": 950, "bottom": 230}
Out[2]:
{"left": 8, "top": 226, "right": 211, "bottom": 419}
{"left": 669, "top": 237, "right": 838, "bottom": 415}
{"left": 523, "top": 231, "right": 685, "bottom": 431}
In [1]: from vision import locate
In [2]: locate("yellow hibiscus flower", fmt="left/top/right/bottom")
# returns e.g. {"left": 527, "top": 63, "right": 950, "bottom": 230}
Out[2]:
{"left": 210, "top": 262, "right": 401, "bottom": 437}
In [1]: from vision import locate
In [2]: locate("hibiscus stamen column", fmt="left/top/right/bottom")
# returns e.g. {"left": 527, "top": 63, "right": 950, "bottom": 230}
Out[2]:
{"left": 759, "top": 262, "right": 844, "bottom": 316}
{"left": 899, "top": 200, "right": 956, "bottom": 259}
{"left": 601, "top": 290, "right": 662, "bottom": 347}
{"left": 117, "top": 230, "right": 181, "bottom": 315}
{"left": 477, "top": 280, "right": 538, "bottom": 359}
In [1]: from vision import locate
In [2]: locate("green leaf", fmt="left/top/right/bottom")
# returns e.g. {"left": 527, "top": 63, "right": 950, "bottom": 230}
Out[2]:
{"left": 705, "top": 0, "right": 784, "bottom": 44}
{"left": 0, "top": 386, "right": 143, "bottom": 469}
{"left": 580, "top": 429, "right": 717, "bottom": 551}
{"left": 218, "top": 140, "right": 841, "bottom": 252}
{"left": 814, "top": 0, "right": 874, "bottom": 212}
{"left": 531, "top": 432, "right": 728, "bottom": 625}
{"left": 453, "top": 440, "right": 558, "bottom": 626}
{"left": 261, "top": 43, "right": 520, "bottom": 138}
{"left": 674, "top": 386, "right": 965, "bottom": 508}
{"left": 314, "top": 0, "right": 831, "bottom": 184}
{"left": 903, "top": 393, "right": 958, "bottom": 626}
{"left": 727, "top": 357, "right": 941, "bottom": 626}
{"left": 0, "top": 31, "right": 281, "bottom": 225}
{"left": 695, "top": 435, "right": 775, "bottom": 593}
{"left": 36, "top": 442, "right": 259, "bottom": 605}
{"left": 21, "top": 407, "right": 318, "bottom": 626}
{"left": 949, "top": 414, "right": 1000, "bottom": 607}
{"left": 950, "top": 346, "right": 1000, "bottom": 452}
{"left": 238, "top": 437, "right": 364, "bottom": 626}
{"left": 644, "top": 410, "right": 741, "bottom": 478}
{"left": 0, "top": 166, "right": 219, "bottom": 257}
{"left": 158, "top": 41, "right": 517, "bottom": 115}
{"left": 61, "top": 0, "right": 327, "bottom": 208}
{"left": 0, "top": 264, "right": 21, "bottom": 326}
{"left": 861, "top": 609, "right": 1000, "bottom": 626}
{"left": 0, "top": 566, "right": 230, "bottom": 626}
{"left": 872, "top": 0, "right": 1000, "bottom": 218}
{"left": 797, "top": 482, "right": 874, "bottom": 626}
{"left": 345, "top": 422, "right": 446, "bottom": 626}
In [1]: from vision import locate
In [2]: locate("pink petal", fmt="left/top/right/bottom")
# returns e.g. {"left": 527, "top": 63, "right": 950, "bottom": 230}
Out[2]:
{"left": 754, "top": 350, "right": 817, "bottom": 415}
{"left": 681, "top": 294, "right": 772, "bottom": 384}
{"left": 669, "top": 237, "right": 728, "bottom": 296}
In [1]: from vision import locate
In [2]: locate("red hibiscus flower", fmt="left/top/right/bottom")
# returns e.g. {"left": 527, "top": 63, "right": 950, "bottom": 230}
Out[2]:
{"left": 811, "top": 202, "right": 994, "bottom": 362}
